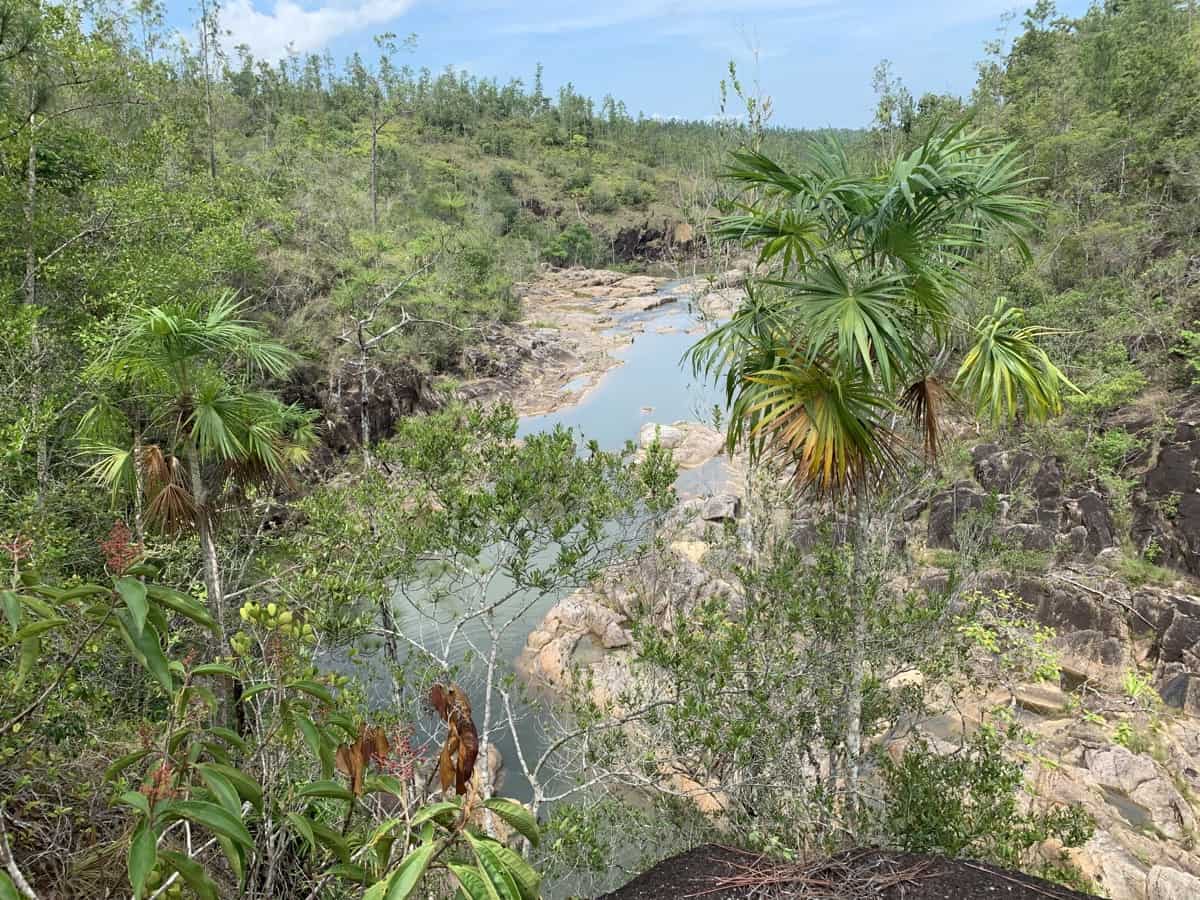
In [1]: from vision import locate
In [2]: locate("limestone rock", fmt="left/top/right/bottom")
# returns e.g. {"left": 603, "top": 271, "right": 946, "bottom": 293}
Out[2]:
{"left": 602, "top": 621, "right": 632, "bottom": 649}
{"left": 1148, "top": 866, "right": 1200, "bottom": 900}
{"left": 701, "top": 494, "right": 742, "bottom": 523}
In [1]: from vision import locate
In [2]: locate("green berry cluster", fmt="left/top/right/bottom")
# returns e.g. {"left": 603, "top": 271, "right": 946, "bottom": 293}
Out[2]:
{"left": 231, "top": 601, "right": 316, "bottom": 655}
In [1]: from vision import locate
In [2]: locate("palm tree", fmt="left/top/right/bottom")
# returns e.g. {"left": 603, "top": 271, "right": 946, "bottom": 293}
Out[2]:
{"left": 689, "top": 124, "right": 1073, "bottom": 817}
{"left": 78, "top": 293, "right": 316, "bottom": 650}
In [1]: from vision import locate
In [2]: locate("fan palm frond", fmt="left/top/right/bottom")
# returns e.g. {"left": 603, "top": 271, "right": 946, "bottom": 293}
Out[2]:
{"left": 955, "top": 297, "right": 1078, "bottom": 423}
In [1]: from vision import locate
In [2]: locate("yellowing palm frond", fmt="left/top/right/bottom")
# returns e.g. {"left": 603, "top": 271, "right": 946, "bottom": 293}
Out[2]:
{"left": 955, "top": 297, "right": 1078, "bottom": 423}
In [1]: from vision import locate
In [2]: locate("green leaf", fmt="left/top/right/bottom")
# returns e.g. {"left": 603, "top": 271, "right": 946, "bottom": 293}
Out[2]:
{"left": 191, "top": 662, "right": 238, "bottom": 678}
{"left": 0, "top": 872, "right": 20, "bottom": 900}
{"left": 326, "top": 712, "right": 358, "bottom": 738}
{"left": 1, "top": 590, "right": 20, "bottom": 634}
{"left": 115, "top": 576, "right": 149, "bottom": 637}
{"left": 296, "top": 780, "right": 354, "bottom": 802}
{"left": 128, "top": 819, "right": 157, "bottom": 899}
{"left": 216, "top": 833, "right": 245, "bottom": 884}
{"left": 364, "top": 775, "right": 406, "bottom": 798}
{"left": 489, "top": 844, "right": 540, "bottom": 900}
{"left": 238, "top": 682, "right": 272, "bottom": 703}
{"left": 3, "top": 617, "right": 68, "bottom": 647}
{"left": 287, "top": 679, "right": 335, "bottom": 705}
{"left": 482, "top": 798, "right": 539, "bottom": 847}
{"left": 292, "top": 712, "right": 324, "bottom": 761}
{"left": 285, "top": 812, "right": 316, "bottom": 856}
{"left": 327, "top": 863, "right": 369, "bottom": 883}
{"left": 207, "top": 726, "right": 249, "bottom": 754}
{"left": 409, "top": 800, "right": 460, "bottom": 829}
{"left": 146, "top": 584, "right": 217, "bottom": 631}
{"left": 449, "top": 863, "right": 497, "bottom": 900}
{"left": 158, "top": 850, "right": 220, "bottom": 900}
{"left": 196, "top": 763, "right": 262, "bottom": 811}
{"left": 308, "top": 817, "right": 350, "bottom": 863}
{"left": 196, "top": 767, "right": 241, "bottom": 816}
{"left": 160, "top": 800, "right": 252, "bottom": 849}
{"left": 118, "top": 790, "right": 151, "bottom": 818}
{"left": 384, "top": 841, "right": 437, "bottom": 900}
{"left": 363, "top": 879, "right": 390, "bottom": 900}
{"left": 466, "top": 833, "right": 522, "bottom": 900}
{"left": 15, "top": 636, "right": 38, "bottom": 689}
{"left": 105, "top": 748, "right": 153, "bottom": 783}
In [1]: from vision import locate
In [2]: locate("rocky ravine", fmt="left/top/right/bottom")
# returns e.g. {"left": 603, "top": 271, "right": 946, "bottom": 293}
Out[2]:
{"left": 519, "top": 426, "right": 1200, "bottom": 900}
{"left": 457, "top": 266, "right": 746, "bottom": 417}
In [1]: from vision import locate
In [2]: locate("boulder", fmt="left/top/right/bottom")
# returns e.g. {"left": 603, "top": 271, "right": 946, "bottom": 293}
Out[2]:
{"left": 1014, "top": 683, "right": 1070, "bottom": 717}
{"left": 601, "top": 621, "right": 632, "bottom": 649}
{"left": 1003, "top": 523, "right": 1055, "bottom": 551}
{"left": 701, "top": 494, "right": 742, "bottom": 523}
{"left": 973, "top": 444, "right": 1034, "bottom": 493}
{"left": 928, "top": 482, "right": 988, "bottom": 549}
{"left": 1085, "top": 746, "right": 1159, "bottom": 796}
{"left": 672, "top": 424, "right": 726, "bottom": 469}
{"left": 1067, "top": 491, "right": 1116, "bottom": 554}
{"left": 639, "top": 423, "right": 685, "bottom": 450}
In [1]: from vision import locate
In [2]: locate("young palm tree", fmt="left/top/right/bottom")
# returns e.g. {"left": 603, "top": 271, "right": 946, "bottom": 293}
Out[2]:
{"left": 78, "top": 293, "right": 316, "bottom": 650}
{"left": 689, "top": 124, "right": 1072, "bottom": 817}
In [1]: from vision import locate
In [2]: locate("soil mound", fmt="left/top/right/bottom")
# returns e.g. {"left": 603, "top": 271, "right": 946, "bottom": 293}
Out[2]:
{"left": 599, "top": 845, "right": 1102, "bottom": 900}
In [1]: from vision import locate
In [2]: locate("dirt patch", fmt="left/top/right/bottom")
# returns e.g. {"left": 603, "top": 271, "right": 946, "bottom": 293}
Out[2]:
{"left": 598, "top": 846, "right": 1101, "bottom": 900}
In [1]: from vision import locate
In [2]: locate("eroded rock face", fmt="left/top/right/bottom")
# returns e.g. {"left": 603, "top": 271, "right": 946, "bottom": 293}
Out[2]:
{"left": 1133, "top": 400, "right": 1200, "bottom": 576}
{"left": 1148, "top": 865, "right": 1200, "bottom": 900}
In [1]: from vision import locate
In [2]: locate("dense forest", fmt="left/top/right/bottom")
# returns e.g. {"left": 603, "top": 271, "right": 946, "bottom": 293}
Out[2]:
{"left": 3, "top": 0, "right": 1200, "bottom": 898}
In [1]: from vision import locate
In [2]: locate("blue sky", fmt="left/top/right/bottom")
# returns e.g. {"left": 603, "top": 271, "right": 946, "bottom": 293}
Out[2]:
{"left": 177, "top": 0, "right": 1093, "bottom": 128}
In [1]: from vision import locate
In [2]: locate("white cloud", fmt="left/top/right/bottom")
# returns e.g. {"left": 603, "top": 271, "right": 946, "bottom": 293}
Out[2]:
{"left": 220, "top": 0, "right": 418, "bottom": 63}
{"left": 499, "top": 0, "right": 832, "bottom": 36}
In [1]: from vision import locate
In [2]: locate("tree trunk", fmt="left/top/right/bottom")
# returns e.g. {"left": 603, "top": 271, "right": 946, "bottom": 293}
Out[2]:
{"left": 359, "top": 340, "right": 372, "bottom": 469}
{"left": 131, "top": 426, "right": 146, "bottom": 544}
{"left": 199, "top": 0, "right": 217, "bottom": 183}
{"left": 843, "top": 500, "right": 869, "bottom": 828}
{"left": 24, "top": 109, "right": 47, "bottom": 507}
{"left": 370, "top": 92, "right": 379, "bottom": 232}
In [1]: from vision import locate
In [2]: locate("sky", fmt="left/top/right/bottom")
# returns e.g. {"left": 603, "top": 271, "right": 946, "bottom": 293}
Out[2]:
{"left": 167, "top": 0, "right": 1094, "bottom": 128}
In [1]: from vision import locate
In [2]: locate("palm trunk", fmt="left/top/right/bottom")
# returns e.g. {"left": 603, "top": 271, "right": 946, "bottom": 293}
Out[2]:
{"left": 132, "top": 427, "right": 146, "bottom": 544}
{"left": 359, "top": 340, "right": 372, "bottom": 469}
{"left": 188, "top": 451, "right": 231, "bottom": 722}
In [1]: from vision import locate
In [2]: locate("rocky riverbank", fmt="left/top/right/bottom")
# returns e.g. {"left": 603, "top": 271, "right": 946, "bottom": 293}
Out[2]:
{"left": 456, "top": 267, "right": 747, "bottom": 418}
{"left": 516, "top": 431, "right": 1200, "bottom": 900}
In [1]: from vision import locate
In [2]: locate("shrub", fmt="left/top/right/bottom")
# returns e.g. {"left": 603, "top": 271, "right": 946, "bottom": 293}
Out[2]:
{"left": 880, "top": 728, "right": 1094, "bottom": 870}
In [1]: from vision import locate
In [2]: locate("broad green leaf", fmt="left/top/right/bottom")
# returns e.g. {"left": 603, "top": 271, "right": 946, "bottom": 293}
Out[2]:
{"left": 160, "top": 800, "right": 252, "bottom": 849}
{"left": 197, "top": 763, "right": 262, "bottom": 811}
{"left": 128, "top": 820, "right": 157, "bottom": 899}
{"left": 118, "top": 790, "right": 151, "bottom": 818}
{"left": 466, "top": 833, "right": 522, "bottom": 900}
{"left": 327, "top": 863, "right": 368, "bottom": 883}
{"left": 284, "top": 812, "right": 316, "bottom": 855}
{"left": 489, "top": 844, "right": 540, "bottom": 900}
{"left": 449, "top": 863, "right": 495, "bottom": 900}
{"left": 409, "top": 800, "right": 460, "bottom": 829}
{"left": 308, "top": 817, "right": 351, "bottom": 863}
{"left": 191, "top": 662, "right": 238, "bottom": 678}
{"left": 146, "top": 584, "right": 217, "bottom": 631}
{"left": 0, "top": 872, "right": 20, "bottom": 900}
{"left": 296, "top": 780, "right": 354, "bottom": 802}
{"left": 0, "top": 590, "right": 20, "bottom": 633}
{"left": 3, "top": 617, "right": 68, "bottom": 647}
{"left": 105, "top": 748, "right": 153, "bottom": 783}
{"left": 287, "top": 679, "right": 335, "bottom": 705}
{"left": 216, "top": 833, "right": 245, "bottom": 884}
{"left": 239, "top": 682, "right": 272, "bottom": 703}
{"left": 115, "top": 576, "right": 149, "bottom": 637}
{"left": 482, "top": 798, "right": 539, "bottom": 847}
{"left": 364, "top": 775, "right": 406, "bottom": 797}
{"left": 293, "top": 712, "right": 324, "bottom": 761}
{"left": 384, "top": 841, "right": 437, "bottom": 900}
{"left": 363, "top": 879, "right": 390, "bottom": 900}
{"left": 158, "top": 850, "right": 220, "bottom": 900}
{"left": 207, "top": 726, "right": 249, "bottom": 754}
{"left": 15, "top": 636, "right": 38, "bottom": 688}
{"left": 196, "top": 767, "right": 240, "bottom": 816}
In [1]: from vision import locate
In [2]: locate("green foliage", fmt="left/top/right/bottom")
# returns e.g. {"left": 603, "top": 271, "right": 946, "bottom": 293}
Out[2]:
{"left": 692, "top": 126, "right": 1069, "bottom": 493}
{"left": 880, "top": 727, "right": 1094, "bottom": 871}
